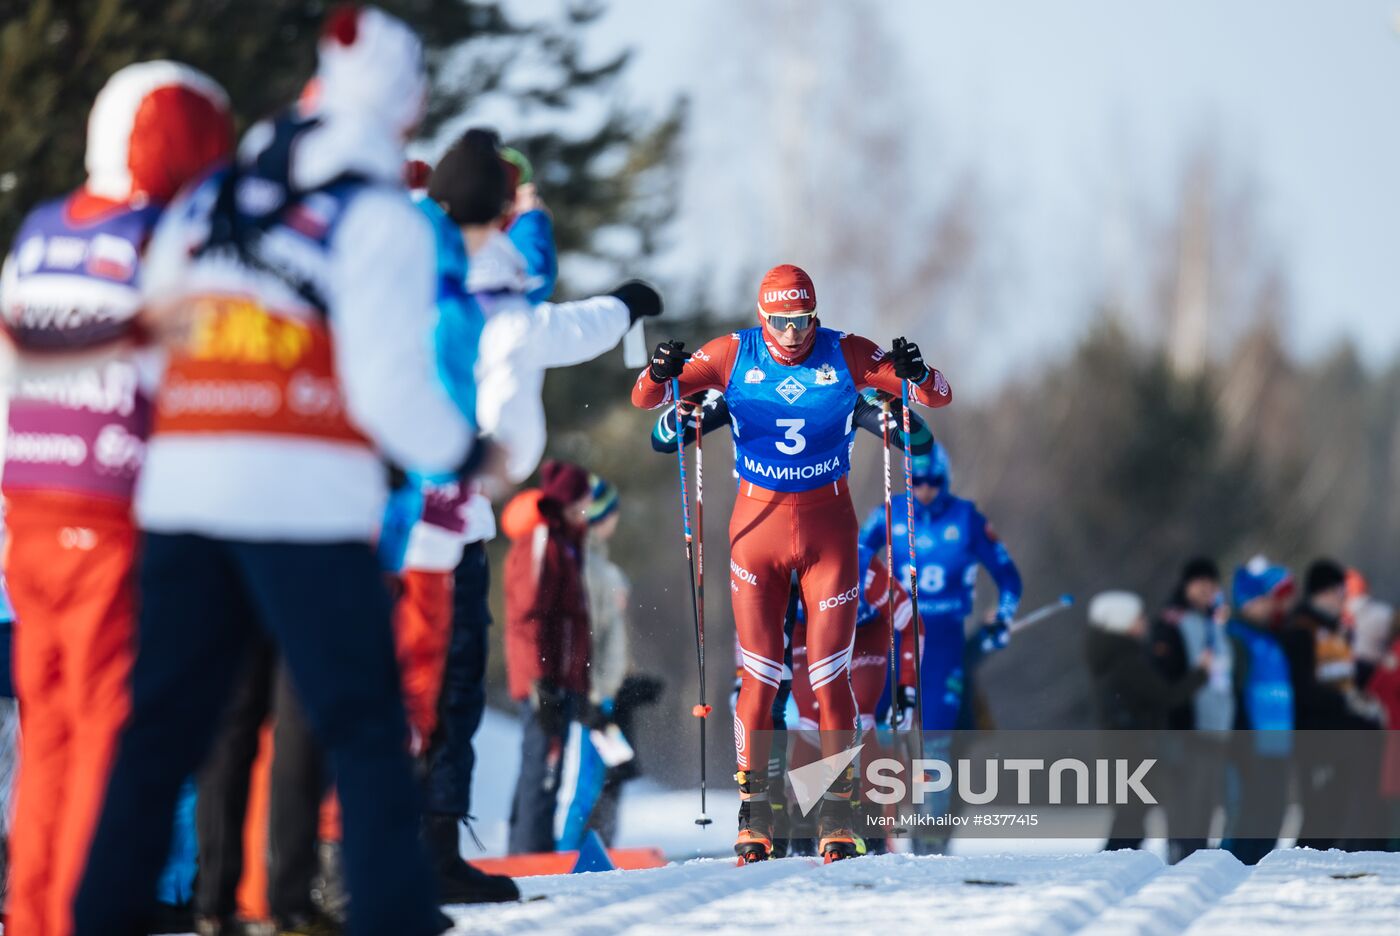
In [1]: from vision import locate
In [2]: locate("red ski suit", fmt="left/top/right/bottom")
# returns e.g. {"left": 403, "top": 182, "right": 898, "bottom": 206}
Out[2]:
{"left": 792, "top": 551, "right": 920, "bottom": 731}
{"left": 632, "top": 330, "right": 948, "bottom": 771}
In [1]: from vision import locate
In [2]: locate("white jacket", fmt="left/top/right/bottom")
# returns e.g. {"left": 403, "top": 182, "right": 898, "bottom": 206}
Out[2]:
{"left": 471, "top": 232, "right": 630, "bottom": 483}
{"left": 136, "top": 116, "right": 473, "bottom": 542}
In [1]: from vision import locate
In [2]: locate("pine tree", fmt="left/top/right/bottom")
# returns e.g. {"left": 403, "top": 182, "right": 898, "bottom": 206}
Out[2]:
{"left": 0, "top": 0, "right": 681, "bottom": 271}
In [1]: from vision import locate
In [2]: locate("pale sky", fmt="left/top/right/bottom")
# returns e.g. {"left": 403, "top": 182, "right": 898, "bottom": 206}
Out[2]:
{"left": 521, "top": 0, "right": 1400, "bottom": 386}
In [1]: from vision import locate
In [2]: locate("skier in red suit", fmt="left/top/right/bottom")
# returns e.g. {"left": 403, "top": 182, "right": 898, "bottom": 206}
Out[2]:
{"left": 631, "top": 263, "right": 950, "bottom": 861}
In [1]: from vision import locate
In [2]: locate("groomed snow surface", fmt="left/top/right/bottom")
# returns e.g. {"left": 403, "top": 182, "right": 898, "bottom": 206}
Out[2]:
{"left": 449, "top": 707, "right": 1400, "bottom": 934}
{"left": 446, "top": 848, "right": 1400, "bottom": 936}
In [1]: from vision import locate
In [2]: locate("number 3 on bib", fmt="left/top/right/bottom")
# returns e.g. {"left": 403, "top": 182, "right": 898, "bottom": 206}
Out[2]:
{"left": 774, "top": 410, "right": 851, "bottom": 455}
{"left": 775, "top": 418, "right": 806, "bottom": 455}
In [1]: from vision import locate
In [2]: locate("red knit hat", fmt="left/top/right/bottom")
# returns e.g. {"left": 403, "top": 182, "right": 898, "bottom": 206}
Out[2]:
{"left": 757, "top": 264, "right": 816, "bottom": 315}
{"left": 403, "top": 158, "right": 433, "bottom": 192}
{"left": 86, "top": 61, "right": 233, "bottom": 204}
{"left": 538, "top": 460, "right": 591, "bottom": 505}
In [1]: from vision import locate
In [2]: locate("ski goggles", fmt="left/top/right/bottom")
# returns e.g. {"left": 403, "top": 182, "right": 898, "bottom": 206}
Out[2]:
{"left": 760, "top": 310, "right": 817, "bottom": 332}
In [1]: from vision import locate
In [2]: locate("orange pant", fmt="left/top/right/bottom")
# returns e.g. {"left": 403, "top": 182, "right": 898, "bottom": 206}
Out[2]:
{"left": 4, "top": 492, "right": 136, "bottom": 936}
{"left": 392, "top": 568, "right": 454, "bottom": 752}
{"left": 730, "top": 478, "right": 859, "bottom": 773}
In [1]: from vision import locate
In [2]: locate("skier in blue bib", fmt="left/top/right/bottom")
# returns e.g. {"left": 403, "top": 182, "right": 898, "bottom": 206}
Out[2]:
{"left": 859, "top": 441, "right": 1021, "bottom": 730}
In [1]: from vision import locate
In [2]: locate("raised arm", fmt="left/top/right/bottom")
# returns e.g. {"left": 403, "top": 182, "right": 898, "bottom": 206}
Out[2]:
{"left": 631, "top": 334, "right": 739, "bottom": 409}
{"left": 506, "top": 209, "right": 558, "bottom": 303}
{"left": 841, "top": 334, "right": 951, "bottom": 409}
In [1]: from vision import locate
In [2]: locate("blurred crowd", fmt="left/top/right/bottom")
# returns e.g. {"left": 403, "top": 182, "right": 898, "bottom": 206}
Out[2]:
{"left": 1085, "top": 555, "right": 1400, "bottom": 863}
{"left": 0, "top": 6, "right": 666, "bottom": 935}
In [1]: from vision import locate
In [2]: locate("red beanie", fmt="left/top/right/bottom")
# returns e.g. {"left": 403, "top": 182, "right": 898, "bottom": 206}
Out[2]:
{"left": 538, "top": 460, "right": 591, "bottom": 505}
{"left": 404, "top": 158, "right": 432, "bottom": 191}
{"left": 757, "top": 264, "right": 816, "bottom": 315}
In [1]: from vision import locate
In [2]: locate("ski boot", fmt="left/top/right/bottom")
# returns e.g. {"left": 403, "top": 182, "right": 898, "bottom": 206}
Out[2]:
{"left": 425, "top": 814, "right": 520, "bottom": 904}
{"left": 817, "top": 767, "right": 866, "bottom": 863}
{"left": 855, "top": 793, "right": 889, "bottom": 855}
{"left": 734, "top": 770, "right": 774, "bottom": 864}
{"left": 769, "top": 777, "right": 791, "bottom": 859}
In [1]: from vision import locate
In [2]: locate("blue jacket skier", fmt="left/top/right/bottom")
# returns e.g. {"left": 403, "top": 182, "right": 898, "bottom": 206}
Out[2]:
{"left": 859, "top": 442, "right": 1021, "bottom": 729}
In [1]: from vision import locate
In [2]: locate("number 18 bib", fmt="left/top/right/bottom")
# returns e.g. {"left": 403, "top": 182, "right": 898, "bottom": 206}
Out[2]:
{"left": 725, "top": 326, "right": 857, "bottom": 492}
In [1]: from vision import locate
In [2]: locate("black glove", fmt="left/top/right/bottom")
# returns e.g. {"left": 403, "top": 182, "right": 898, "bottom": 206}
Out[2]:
{"left": 610, "top": 280, "right": 663, "bottom": 324}
{"left": 614, "top": 673, "right": 665, "bottom": 714}
{"left": 890, "top": 337, "right": 929, "bottom": 383}
{"left": 976, "top": 619, "right": 1011, "bottom": 654}
{"left": 648, "top": 339, "right": 690, "bottom": 383}
{"left": 894, "top": 684, "right": 918, "bottom": 730}
{"left": 529, "top": 679, "right": 569, "bottom": 736}
{"left": 579, "top": 698, "right": 611, "bottom": 732}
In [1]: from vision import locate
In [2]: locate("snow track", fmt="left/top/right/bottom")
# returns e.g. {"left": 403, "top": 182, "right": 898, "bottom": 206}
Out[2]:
{"left": 1083, "top": 851, "right": 1249, "bottom": 935}
{"left": 445, "top": 849, "right": 1400, "bottom": 936}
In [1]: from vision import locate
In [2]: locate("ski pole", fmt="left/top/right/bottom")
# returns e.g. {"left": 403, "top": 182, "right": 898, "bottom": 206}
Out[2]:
{"left": 1008, "top": 593, "right": 1076, "bottom": 634}
{"left": 672, "top": 379, "right": 712, "bottom": 827}
{"left": 881, "top": 397, "right": 899, "bottom": 729}
{"left": 693, "top": 390, "right": 712, "bottom": 827}
{"left": 900, "top": 379, "right": 926, "bottom": 734}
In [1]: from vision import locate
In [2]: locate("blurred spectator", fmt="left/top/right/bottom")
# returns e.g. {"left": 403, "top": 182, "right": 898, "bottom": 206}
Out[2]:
{"left": 1, "top": 62, "right": 233, "bottom": 936}
{"left": 583, "top": 476, "right": 629, "bottom": 724}
{"left": 194, "top": 639, "right": 330, "bottom": 935}
{"left": 1366, "top": 632, "right": 1400, "bottom": 848}
{"left": 1284, "top": 559, "right": 1382, "bottom": 850}
{"left": 1222, "top": 557, "right": 1295, "bottom": 865}
{"left": 1152, "top": 557, "right": 1234, "bottom": 862}
{"left": 1352, "top": 598, "right": 1396, "bottom": 691}
{"left": 1085, "top": 590, "right": 1209, "bottom": 850}
{"left": 559, "top": 476, "right": 660, "bottom": 848}
{"left": 501, "top": 461, "right": 593, "bottom": 854}
{"left": 76, "top": 13, "right": 470, "bottom": 934}
{"left": 1285, "top": 560, "right": 1379, "bottom": 729}
{"left": 433, "top": 128, "right": 658, "bottom": 486}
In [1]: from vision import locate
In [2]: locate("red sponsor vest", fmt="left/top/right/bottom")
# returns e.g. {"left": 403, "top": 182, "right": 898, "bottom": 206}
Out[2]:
{"left": 153, "top": 294, "right": 368, "bottom": 445}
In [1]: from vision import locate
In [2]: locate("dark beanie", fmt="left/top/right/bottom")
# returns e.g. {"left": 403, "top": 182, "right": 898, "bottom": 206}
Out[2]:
{"left": 1304, "top": 558, "right": 1347, "bottom": 596}
{"left": 427, "top": 127, "right": 509, "bottom": 225}
{"left": 539, "top": 460, "right": 591, "bottom": 506}
{"left": 1180, "top": 557, "right": 1220, "bottom": 586}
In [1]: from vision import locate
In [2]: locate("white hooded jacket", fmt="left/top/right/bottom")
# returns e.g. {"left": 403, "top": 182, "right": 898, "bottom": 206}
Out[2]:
{"left": 136, "top": 8, "right": 473, "bottom": 542}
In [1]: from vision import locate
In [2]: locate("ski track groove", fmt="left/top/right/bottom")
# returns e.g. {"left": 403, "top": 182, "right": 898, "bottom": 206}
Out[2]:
{"left": 1183, "top": 849, "right": 1400, "bottom": 935}
{"left": 650, "top": 851, "right": 1163, "bottom": 935}
{"left": 443, "top": 849, "right": 1400, "bottom": 935}
{"left": 1075, "top": 851, "right": 1249, "bottom": 936}
{"left": 445, "top": 856, "right": 817, "bottom": 935}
